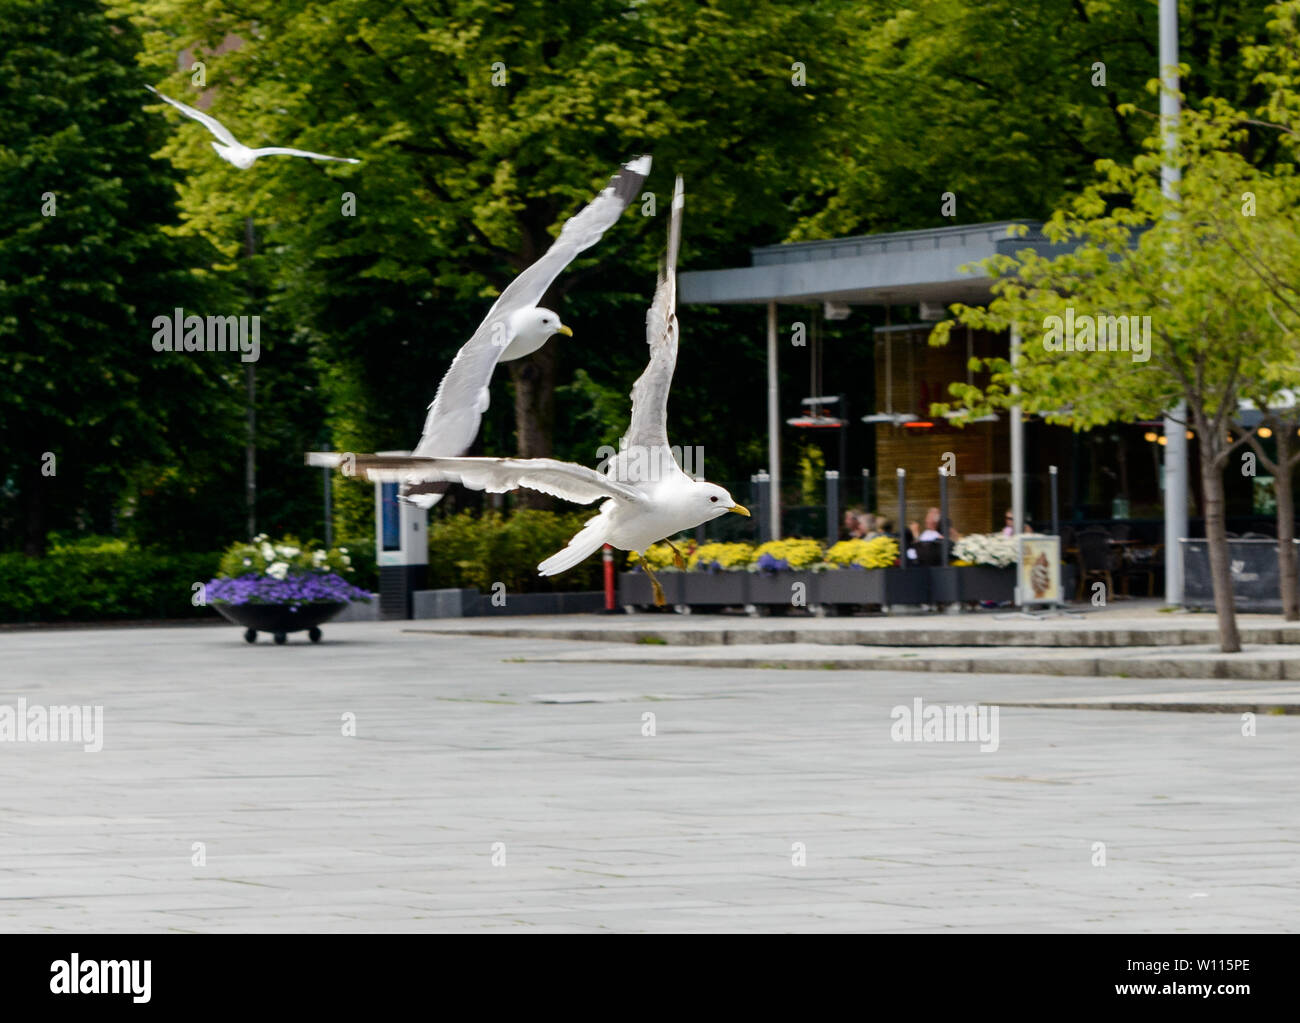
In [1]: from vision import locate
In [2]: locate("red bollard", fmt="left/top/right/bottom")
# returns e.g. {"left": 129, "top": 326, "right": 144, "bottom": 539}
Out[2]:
{"left": 603, "top": 544, "right": 617, "bottom": 613}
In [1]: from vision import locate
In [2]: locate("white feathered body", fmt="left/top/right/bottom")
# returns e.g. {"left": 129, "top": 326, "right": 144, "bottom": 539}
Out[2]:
{"left": 537, "top": 461, "right": 721, "bottom": 576}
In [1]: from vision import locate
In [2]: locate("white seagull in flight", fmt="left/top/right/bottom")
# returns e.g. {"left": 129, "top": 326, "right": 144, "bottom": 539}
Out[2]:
{"left": 308, "top": 177, "right": 749, "bottom": 605}
{"left": 145, "top": 86, "right": 360, "bottom": 168}
{"left": 395, "top": 154, "right": 650, "bottom": 508}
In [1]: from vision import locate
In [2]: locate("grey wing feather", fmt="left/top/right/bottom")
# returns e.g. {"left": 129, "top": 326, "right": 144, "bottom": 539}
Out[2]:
{"left": 620, "top": 176, "right": 684, "bottom": 454}
{"left": 350, "top": 454, "right": 643, "bottom": 506}
{"left": 412, "top": 155, "right": 652, "bottom": 461}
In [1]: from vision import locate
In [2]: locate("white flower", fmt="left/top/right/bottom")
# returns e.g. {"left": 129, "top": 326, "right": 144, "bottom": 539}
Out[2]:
{"left": 312, "top": 550, "right": 327, "bottom": 567}
{"left": 277, "top": 545, "right": 300, "bottom": 558}
{"left": 266, "top": 561, "right": 289, "bottom": 580}
{"left": 952, "top": 532, "right": 1017, "bottom": 568}
{"left": 260, "top": 542, "right": 275, "bottom": 561}
{"left": 339, "top": 547, "right": 349, "bottom": 554}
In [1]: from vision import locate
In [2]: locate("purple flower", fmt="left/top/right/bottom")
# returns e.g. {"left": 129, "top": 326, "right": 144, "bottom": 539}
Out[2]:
{"left": 206, "top": 571, "right": 374, "bottom": 608}
{"left": 757, "top": 553, "right": 791, "bottom": 572}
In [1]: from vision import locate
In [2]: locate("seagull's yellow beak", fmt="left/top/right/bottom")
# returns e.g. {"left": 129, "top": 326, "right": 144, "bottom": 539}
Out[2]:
{"left": 556, "top": 324, "right": 573, "bottom": 337}
{"left": 730, "top": 504, "right": 751, "bottom": 517}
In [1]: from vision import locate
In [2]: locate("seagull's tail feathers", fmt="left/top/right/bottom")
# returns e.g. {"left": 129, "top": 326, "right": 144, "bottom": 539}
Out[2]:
{"left": 538, "top": 510, "right": 611, "bottom": 577}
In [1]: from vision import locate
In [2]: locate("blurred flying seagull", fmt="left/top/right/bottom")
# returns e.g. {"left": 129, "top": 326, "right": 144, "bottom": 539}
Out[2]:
{"left": 308, "top": 177, "right": 749, "bottom": 604}
{"left": 145, "top": 85, "right": 360, "bottom": 168}
{"left": 382, "top": 154, "right": 650, "bottom": 509}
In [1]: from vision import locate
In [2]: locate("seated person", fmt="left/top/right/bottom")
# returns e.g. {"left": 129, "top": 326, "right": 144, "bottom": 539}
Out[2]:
{"left": 879, "top": 517, "right": 917, "bottom": 560}
{"left": 1001, "top": 508, "right": 1036, "bottom": 535}
{"left": 843, "top": 507, "right": 866, "bottom": 540}
{"left": 908, "top": 507, "right": 960, "bottom": 558}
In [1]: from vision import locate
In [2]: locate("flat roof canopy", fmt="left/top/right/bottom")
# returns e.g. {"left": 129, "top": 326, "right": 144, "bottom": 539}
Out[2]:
{"left": 679, "top": 219, "right": 1047, "bottom": 307}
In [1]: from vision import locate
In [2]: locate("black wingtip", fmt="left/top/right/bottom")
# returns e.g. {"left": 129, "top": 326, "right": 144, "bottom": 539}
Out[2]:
{"left": 609, "top": 154, "right": 652, "bottom": 206}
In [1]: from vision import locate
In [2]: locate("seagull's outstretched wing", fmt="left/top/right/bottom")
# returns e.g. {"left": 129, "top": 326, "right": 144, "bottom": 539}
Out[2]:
{"left": 411, "top": 155, "right": 652, "bottom": 468}
{"left": 309, "top": 453, "right": 643, "bottom": 507}
{"left": 620, "top": 175, "right": 684, "bottom": 455}
{"left": 248, "top": 146, "right": 360, "bottom": 164}
{"left": 145, "top": 85, "right": 239, "bottom": 146}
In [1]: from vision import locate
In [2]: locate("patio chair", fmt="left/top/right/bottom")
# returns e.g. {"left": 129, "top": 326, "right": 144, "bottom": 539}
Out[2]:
{"left": 1120, "top": 543, "right": 1163, "bottom": 597}
{"left": 1075, "top": 529, "right": 1118, "bottom": 600}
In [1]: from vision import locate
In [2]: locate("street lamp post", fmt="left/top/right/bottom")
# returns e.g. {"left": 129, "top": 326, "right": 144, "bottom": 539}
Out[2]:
{"left": 1160, "top": 0, "right": 1188, "bottom": 605}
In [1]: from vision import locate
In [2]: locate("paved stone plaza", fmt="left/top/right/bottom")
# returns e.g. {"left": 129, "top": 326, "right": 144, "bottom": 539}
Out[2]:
{"left": 1, "top": 618, "right": 1296, "bottom": 932}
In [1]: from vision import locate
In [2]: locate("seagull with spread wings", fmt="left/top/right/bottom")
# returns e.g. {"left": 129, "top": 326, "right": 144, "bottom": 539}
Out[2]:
{"left": 396, "top": 154, "right": 651, "bottom": 508}
{"left": 308, "top": 177, "right": 749, "bottom": 605}
{"left": 145, "top": 85, "right": 361, "bottom": 168}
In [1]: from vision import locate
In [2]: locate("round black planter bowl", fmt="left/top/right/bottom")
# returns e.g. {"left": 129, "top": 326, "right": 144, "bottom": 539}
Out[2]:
{"left": 212, "top": 602, "right": 347, "bottom": 645}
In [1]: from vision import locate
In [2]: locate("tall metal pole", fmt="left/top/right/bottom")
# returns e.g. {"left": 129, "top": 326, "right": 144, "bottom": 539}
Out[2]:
{"left": 938, "top": 467, "right": 950, "bottom": 565}
{"left": 245, "top": 364, "right": 255, "bottom": 541}
{"left": 1049, "top": 464, "right": 1060, "bottom": 537}
{"left": 766, "top": 301, "right": 781, "bottom": 540}
{"left": 838, "top": 392, "right": 848, "bottom": 478}
{"left": 825, "top": 470, "right": 840, "bottom": 546}
{"left": 323, "top": 450, "right": 333, "bottom": 549}
{"left": 1160, "top": 0, "right": 1188, "bottom": 605}
{"left": 244, "top": 216, "right": 257, "bottom": 541}
{"left": 897, "top": 467, "right": 908, "bottom": 569}
{"left": 1010, "top": 326, "right": 1024, "bottom": 536}
{"left": 752, "top": 471, "right": 771, "bottom": 545}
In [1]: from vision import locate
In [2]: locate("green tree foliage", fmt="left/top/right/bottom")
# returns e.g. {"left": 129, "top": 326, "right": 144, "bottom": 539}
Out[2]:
{"left": 930, "top": 91, "right": 1300, "bottom": 650}
{"left": 0, "top": 0, "right": 235, "bottom": 554}
{"left": 111, "top": 0, "right": 870, "bottom": 531}
{"left": 791, "top": 0, "right": 1274, "bottom": 240}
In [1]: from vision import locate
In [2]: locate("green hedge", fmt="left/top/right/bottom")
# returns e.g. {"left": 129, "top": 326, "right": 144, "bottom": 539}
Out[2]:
{"left": 427, "top": 510, "right": 615, "bottom": 593}
{"left": 0, "top": 511, "right": 606, "bottom": 622}
{"left": 0, "top": 543, "right": 222, "bottom": 623}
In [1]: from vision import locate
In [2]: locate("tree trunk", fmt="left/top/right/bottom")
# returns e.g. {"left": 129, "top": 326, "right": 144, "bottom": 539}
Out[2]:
{"left": 509, "top": 343, "right": 556, "bottom": 510}
{"left": 1200, "top": 443, "right": 1242, "bottom": 653}
{"left": 21, "top": 457, "right": 47, "bottom": 558}
{"left": 1275, "top": 424, "right": 1298, "bottom": 621}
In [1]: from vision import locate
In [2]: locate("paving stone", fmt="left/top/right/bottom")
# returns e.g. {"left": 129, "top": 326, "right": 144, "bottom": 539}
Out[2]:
{"left": 0, "top": 621, "right": 1296, "bottom": 931}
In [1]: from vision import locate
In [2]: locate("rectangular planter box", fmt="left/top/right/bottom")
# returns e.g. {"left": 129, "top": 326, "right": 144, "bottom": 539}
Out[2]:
{"left": 815, "top": 567, "right": 930, "bottom": 606}
{"left": 681, "top": 572, "right": 749, "bottom": 606}
{"left": 477, "top": 591, "right": 605, "bottom": 616}
{"left": 412, "top": 587, "right": 481, "bottom": 618}
{"left": 745, "top": 571, "right": 816, "bottom": 606}
{"left": 929, "top": 565, "right": 1016, "bottom": 605}
{"left": 618, "top": 571, "right": 686, "bottom": 608}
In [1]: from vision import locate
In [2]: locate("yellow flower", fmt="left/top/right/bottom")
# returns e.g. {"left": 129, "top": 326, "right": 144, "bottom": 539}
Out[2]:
{"left": 825, "top": 535, "right": 899, "bottom": 569}
{"left": 687, "top": 542, "right": 756, "bottom": 570}
{"left": 753, "top": 538, "right": 824, "bottom": 569}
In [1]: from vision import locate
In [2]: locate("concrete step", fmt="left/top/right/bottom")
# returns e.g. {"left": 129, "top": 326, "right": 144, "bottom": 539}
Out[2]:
{"left": 409, "top": 620, "right": 1300, "bottom": 649}
{"left": 512, "top": 641, "right": 1300, "bottom": 684}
